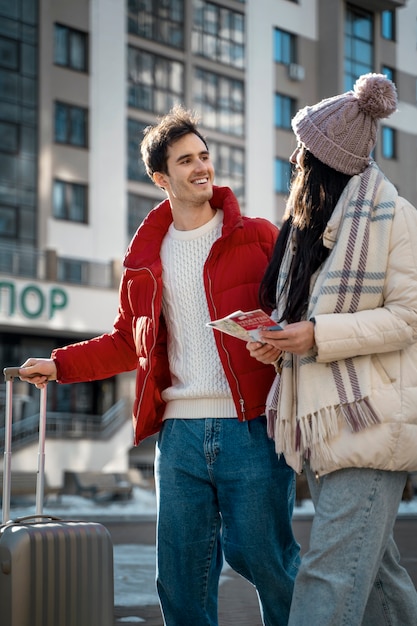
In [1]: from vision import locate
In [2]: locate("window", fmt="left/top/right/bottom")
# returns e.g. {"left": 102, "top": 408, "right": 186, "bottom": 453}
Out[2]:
{"left": 0, "top": 121, "right": 19, "bottom": 153}
{"left": 381, "top": 65, "right": 395, "bottom": 83}
{"left": 0, "top": 36, "right": 19, "bottom": 71}
{"left": 275, "top": 94, "right": 296, "bottom": 129}
{"left": 127, "top": 0, "right": 184, "bottom": 49}
{"left": 381, "top": 127, "right": 396, "bottom": 159}
{"left": 127, "top": 193, "right": 155, "bottom": 238}
{"left": 0, "top": 9, "right": 38, "bottom": 248}
{"left": 0, "top": 205, "right": 17, "bottom": 237}
{"left": 209, "top": 141, "right": 245, "bottom": 203}
{"left": 127, "top": 46, "right": 184, "bottom": 114}
{"left": 53, "top": 179, "right": 88, "bottom": 222}
{"left": 381, "top": 10, "right": 395, "bottom": 41}
{"left": 127, "top": 119, "right": 150, "bottom": 182}
{"left": 57, "top": 257, "right": 88, "bottom": 284}
{"left": 55, "top": 102, "right": 88, "bottom": 147}
{"left": 344, "top": 6, "right": 373, "bottom": 91}
{"left": 274, "top": 28, "right": 296, "bottom": 65}
{"left": 275, "top": 158, "right": 292, "bottom": 194}
{"left": 54, "top": 24, "right": 88, "bottom": 72}
{"left": 193, "top": 68, "right": 244, "bottom": 136}
{"left": 51, "top": 377, "right": 115, "bottom": 414}
{"left": 1, "top": 331, "right": 116, "bottom": 414}
{"left": 193, "top": 0, "right": 245, "bottom": 69}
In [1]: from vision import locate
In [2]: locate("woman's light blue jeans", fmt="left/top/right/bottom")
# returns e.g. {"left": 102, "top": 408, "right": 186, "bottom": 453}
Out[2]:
{"left": 288, "top": 464, "right": 417, "bottom": 626}
{"left": 155, "top": 416, "right": 301, "bottom": 626}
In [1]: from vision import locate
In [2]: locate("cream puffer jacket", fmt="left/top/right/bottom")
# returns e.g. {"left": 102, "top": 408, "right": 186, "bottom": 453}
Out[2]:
{"left": 292, "top": 194, "right": 417, "bottom": 476}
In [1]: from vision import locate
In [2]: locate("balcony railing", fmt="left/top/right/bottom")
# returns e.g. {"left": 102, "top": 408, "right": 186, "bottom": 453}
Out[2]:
{"left": 0, "top": 243, "right": 43, "bottom": 279}
{"left": 0, "top": 398, "right": 129, "bottom": 453}
{"left": 0, "top": 242, "right": 121, "bottom": 289}
{"left": 361, "top": 0, "right": 406, "bottom": 10}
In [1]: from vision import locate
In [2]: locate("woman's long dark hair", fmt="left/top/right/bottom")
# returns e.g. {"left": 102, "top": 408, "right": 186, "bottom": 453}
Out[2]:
{"left": 260, "top": 149, "right": 351, "bottom": 323}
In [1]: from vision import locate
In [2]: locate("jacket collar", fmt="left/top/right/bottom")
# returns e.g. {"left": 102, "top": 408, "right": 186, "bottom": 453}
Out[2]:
{"left": 123, "top": 185, "right": 242, "bottom": 269}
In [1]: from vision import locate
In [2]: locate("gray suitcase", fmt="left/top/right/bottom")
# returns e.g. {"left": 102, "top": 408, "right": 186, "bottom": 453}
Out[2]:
{"left": 0, "top": 367, "right": 114, "bottom": 626}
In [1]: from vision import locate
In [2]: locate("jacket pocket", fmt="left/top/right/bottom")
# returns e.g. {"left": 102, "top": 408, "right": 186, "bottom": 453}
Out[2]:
{"left": 370, "top": 354, "right": 401, "bottom": 422}
{"left": 371, "top": 354, "right": 395, "bottom": 385}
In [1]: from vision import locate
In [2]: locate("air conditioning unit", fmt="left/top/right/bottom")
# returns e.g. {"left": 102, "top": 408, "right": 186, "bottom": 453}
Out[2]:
{"left": 287, "top": 63, "right": 305, "bottom": 81}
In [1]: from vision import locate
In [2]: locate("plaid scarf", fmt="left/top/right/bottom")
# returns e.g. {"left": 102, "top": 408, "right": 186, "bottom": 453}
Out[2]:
{"left": 266, "top": 162, "right": 397, "bottom": 471}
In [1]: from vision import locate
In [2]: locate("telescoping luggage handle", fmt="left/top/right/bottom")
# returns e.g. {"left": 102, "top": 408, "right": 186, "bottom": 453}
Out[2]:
{"left": 2, "top": 367, "right": 47, "bottom": 524}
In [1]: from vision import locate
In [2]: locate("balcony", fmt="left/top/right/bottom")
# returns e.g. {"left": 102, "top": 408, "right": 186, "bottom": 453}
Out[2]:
{"left": 0, "top": 398, "right": 129, "bottom": 453}
{"left": 0, "top": 242, "right": 121, "bottom": 289}
{"left": 353, "top": 0, "right": 406, "bottom": 11}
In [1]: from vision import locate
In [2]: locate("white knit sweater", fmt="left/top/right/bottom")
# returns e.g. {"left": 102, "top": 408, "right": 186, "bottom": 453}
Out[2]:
{"left": 160, "top": 209, "right": 236, "bottom": 419}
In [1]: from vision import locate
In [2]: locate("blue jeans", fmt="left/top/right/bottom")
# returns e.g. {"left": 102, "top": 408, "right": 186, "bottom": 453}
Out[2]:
{"left": 288, "top": 464, "right": 417, "bottom": 626}
{"left": 155, "top": 417, "right": 300, "bottom": 626}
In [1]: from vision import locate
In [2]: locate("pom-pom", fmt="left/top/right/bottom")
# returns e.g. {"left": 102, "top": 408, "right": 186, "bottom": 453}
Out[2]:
{"left": 354, "top": 73, "right": 397, "bottom": 119}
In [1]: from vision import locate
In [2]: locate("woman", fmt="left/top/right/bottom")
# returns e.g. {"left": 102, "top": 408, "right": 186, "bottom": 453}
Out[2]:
{"left": 248, "top": 73, "right": 417, "bottom": 625}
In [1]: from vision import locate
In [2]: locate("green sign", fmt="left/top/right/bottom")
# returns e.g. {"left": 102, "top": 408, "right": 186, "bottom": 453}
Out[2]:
{"left": 0, "top": 281, "right": 68, "bottom": 319}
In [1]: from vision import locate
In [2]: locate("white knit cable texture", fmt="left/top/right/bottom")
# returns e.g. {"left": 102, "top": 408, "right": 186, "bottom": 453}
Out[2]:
{"left": 160, "top": 211, "right": 236, "bottom": 418}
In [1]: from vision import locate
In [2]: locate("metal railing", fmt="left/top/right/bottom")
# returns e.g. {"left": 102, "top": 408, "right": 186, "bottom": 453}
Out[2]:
{"left": 0, "top": 242, "right": 119, "bottom": 289}
{"left": 0, "top": 399, "right": 129, "bottom": 453}
{"left": 0, "top": 243, "right": 43, "bottom": 279}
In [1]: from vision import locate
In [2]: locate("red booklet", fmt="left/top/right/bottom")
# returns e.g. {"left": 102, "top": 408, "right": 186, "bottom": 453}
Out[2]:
{"left": 207, "top": 309, "right": 282, "bottom": 342}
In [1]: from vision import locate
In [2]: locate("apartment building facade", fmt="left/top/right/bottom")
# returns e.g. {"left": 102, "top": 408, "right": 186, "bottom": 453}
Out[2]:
{"left": 0, "top": 0, "right": 416, "bottom": 479}
{"left": 247, "top": 0, "right": 417, "bottom": 222}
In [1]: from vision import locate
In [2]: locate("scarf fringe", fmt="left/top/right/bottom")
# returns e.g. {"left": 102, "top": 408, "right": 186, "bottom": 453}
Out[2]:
{"left": 266, "top": 374, "right": 281, "bottom": 439}
{"left": 296, "top": 405, "right": 340, "bottom": 451}
{"left": 275, "top": 416, "right": 294, "bottom": 456}
{"left": 273, "top": 399, "right": 380, "bottom": 461}
{"left": 340, "top": 397, "right": 380, "bottom": 432}
{"left": 267, "top": 408, "right": 277, "bottom": 439}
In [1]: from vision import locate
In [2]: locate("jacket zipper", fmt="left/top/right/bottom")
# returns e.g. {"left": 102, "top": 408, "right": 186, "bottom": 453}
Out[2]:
{"left": 205, "top": 254, "right": 246, "bottom": 420}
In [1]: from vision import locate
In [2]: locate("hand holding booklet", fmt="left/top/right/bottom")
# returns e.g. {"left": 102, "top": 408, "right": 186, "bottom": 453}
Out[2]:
{"left": 207, "top": 309, "right": 282, "bottom": 342}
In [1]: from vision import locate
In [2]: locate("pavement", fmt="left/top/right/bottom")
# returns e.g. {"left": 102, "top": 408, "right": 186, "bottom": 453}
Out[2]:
{"left": 105, "top": 515, "right": 417, "bottom": 626}
{"left": 106, "top": 515, "right": 417, "bottom": 626}
{"left": 107, "top": 518, "right": 267, "bottom": 626}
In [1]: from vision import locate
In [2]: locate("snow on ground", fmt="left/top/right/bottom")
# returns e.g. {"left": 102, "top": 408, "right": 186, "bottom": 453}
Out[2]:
{"left": 3, "top": 484, "right": 417, "bottom": 523}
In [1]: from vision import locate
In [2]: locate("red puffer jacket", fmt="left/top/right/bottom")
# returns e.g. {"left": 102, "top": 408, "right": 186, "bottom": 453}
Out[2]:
{"left": 52, "top": 187, "right": 279, "bottom": 445}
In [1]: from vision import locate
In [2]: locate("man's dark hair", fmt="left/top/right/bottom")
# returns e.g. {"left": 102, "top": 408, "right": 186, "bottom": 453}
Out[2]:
{"left": 140, "top": 104, "right": 209, "bottom": 180}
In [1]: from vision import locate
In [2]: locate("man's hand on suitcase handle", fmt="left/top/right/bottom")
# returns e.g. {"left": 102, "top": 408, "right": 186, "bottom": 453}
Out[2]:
{"left": 15, "top": 358, "right": 57, "bottom": 389}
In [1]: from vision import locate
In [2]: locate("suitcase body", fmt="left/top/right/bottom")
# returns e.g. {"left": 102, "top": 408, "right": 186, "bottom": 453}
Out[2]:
{"left": 0, "top": 519, "right": 114, "bottom": 626}
{"left": 1, "top": 368, "right": 115, "bottom": 626}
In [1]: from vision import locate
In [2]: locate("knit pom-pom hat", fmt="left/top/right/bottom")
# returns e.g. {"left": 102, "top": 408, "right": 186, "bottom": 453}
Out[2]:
{"left": 291, "top": 73, "right": 398, "bottom": 175}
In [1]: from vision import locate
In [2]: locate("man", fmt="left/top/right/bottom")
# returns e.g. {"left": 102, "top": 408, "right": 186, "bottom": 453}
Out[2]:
{"left": 18, "top": 105, "right": 300, "bottom": 625}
